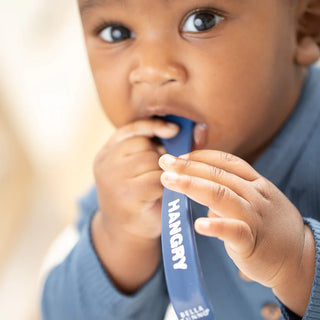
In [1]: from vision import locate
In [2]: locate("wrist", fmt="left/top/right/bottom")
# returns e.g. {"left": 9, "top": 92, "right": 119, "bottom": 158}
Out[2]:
{"left": 272, "top": 224, "right": 315, "bottom": 316}
{"left": 94, "top": 210, "right": 160, "bottom": 249}
{"left": 91, "top": 211, "right": 161, "bottom": 294}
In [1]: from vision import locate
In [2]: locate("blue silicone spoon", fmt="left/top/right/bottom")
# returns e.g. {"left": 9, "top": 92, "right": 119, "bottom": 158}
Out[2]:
{"left": 160, "top": 115, "right": 215, "bottom": 320}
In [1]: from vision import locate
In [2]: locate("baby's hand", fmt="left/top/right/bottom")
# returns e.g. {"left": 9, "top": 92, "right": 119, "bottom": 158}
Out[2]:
{"left": 92, "top": 118, "right": 179, "bottom": 293}
{"left": 94, "top": 118, "right": 179, "bottom": 241}
{"left": 159, "top": 150, "right": 313, "bottom": 295}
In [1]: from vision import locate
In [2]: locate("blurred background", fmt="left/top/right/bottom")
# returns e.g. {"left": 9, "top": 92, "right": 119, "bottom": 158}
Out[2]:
{"left": 0, "top": 0, "right": 113, "bottom": 319}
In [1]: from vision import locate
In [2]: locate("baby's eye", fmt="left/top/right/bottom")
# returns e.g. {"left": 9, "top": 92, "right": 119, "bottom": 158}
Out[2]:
{"left": 182, "top": 11, "right": 224, "bottom": 33}
{"left": 99, "top": 24, "right": 135, "bottom": 43}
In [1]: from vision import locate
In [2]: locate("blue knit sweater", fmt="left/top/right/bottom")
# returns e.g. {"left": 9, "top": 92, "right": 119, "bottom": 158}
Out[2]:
{"left": 41, "top": 65, "right": 320, "bottom": 320}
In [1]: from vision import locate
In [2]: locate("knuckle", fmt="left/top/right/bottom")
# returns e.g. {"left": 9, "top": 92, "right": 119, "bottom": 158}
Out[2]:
{"left": 215, "top": 184, "right": 227, "bottom": 201}
{"left": 209, "top": 166, "right": 224, "bottom": 180}
{"left": 236, "top": 223, "right": 246, "bottom": 242}
{"left": 219, "top": 151, "right": 235, "bottom": 163}
{"left": 184, "top": 159, "right": 193, "bottom": 169}
{"left": 178, "top": 159, "right": 192, "bottom": 173}
{"left": 208, "top": 184, "right": 228, "bottom": 209}
{"left": 219, "top": 151, "right": 243, "bottom": 167}
{"left": 253, "top": 178, "right": 271, "bottom": 201}
{"left": 217, "top": 219, "right": 226, "bottom": 234}
{"left": 175, "top": 158, "right": 192, "bottom": 174}
{"left": 180, "top": 175, "right": 192, "bottom": 190}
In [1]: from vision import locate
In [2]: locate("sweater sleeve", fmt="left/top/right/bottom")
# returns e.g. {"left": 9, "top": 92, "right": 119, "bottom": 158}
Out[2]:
{"left": 41, "top": 189, "right": 169, "bottom": 320}
{"left": 280, "top": 218, "right": 320, "bottom": 320}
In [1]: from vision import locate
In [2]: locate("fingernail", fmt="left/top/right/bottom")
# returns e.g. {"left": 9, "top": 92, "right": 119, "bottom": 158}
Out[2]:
{"left": 164, "top": 122, "right": 180, "bottom": 135}
{"left": 195, "top": 218, "right": 211, "bottom": 230}
{"left": 156, "top": 123, "right": 179, "bottom": 138}
{"left": 163, "top": 122, "right": 179, "bottom": 133}
{"left": 166, "top": 122, "right": 180, "bottom": 130}
{"left": 159, "top": 154, "right": 176, "bottom": 166}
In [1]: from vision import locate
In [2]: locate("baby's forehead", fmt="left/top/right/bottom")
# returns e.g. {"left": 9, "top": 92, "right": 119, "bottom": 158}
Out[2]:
{"left": 78, "top": 0, "right": 105, "bottom": 8}
{"left": 77, "top": 0, "right": 296, "bottom": 15}
{"left": 78, "top": 0, "right": 135, "bottom": 7}
{"left": 78, "top": 0, "right": 130, "bottom": 14}
{"left": 78, "top": 0, "right": 204, "bottom": 9}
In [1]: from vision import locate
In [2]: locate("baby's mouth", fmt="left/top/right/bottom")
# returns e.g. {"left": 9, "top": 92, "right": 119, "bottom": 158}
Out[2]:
{"left": 152, "top": 114, "right": 208, "bottom": 151}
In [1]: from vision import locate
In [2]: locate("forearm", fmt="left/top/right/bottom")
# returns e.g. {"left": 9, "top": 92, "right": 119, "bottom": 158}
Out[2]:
{"left": 42, "top": 215, "right": 168, "bottom": 320}
{"left": 91, "top": 211, "right": 161, "bottom": 294}
{"left": 272, "top": 224, "right": 316, "bottom": 317}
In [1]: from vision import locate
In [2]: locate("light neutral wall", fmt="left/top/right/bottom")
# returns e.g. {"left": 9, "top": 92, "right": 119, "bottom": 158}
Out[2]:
{"left": 0, "top": 1, "right": 113, "bottom": 319}
{"left": 0, "top": 101, "right": 34, "bottom": 270}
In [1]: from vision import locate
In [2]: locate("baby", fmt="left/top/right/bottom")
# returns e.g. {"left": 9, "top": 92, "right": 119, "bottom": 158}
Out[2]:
{"left": 41, "top": 0, "right": 320, "bottom": 319}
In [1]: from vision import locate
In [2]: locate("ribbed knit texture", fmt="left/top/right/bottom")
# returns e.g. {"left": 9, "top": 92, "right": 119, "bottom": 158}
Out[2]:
{"left": 303, "top": 219, "right": 320, "bottom": 320}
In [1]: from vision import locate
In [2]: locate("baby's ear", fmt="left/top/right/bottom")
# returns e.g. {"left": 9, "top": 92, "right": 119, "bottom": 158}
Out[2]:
{"left": 295, "top": 0, "right": 320, "bottom": 66}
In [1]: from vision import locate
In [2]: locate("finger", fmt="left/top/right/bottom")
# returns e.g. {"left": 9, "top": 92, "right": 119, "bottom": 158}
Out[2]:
{"left": 161, "top": 172, "right": 250, "bottom": 220}
{"left": 125, "top": 151, "right": 162, "bottom": 178}
{"left": 94, "top": 137, "right": 164, "bottom": 185}
{"left": 94, "top": 137, "right": 157, "bottom": 177}
{"left": 195, "top": 217, "right": 255, "bottom": 257}
{"left": 180, "top": 150, "right": 260, "bottom": 181}
{"left": 107, "top": 118, "right": 180, "bottom": 147}
{"left": 159, "top": 154, "right": 251, "bottom": 199}
{"left": 117, "top": 136, "right": 160, "bottom": 156}
{"left": 131, "top": 170, "right": 163, "bottom": 202}
{"left": 207, "top": 208, "right": 221, "bottom": 218}
{"left": 123, "top": 136, "right": 166, "bottom": 156}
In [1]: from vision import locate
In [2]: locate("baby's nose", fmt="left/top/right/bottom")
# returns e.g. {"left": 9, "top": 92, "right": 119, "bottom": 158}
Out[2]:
{"left": 130, "top": 65, "right": 185, "bottom": 86}
{"left": 129, "top": 44, "right": 187, "bottom": 87}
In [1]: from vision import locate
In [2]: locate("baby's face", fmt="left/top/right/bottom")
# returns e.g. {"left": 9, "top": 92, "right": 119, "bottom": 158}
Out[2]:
{"left": 79, "top": 0, "right": 303, "bottom": 162}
